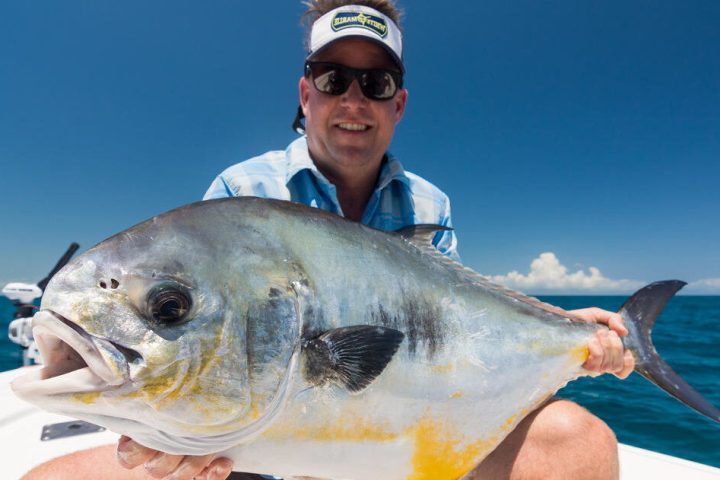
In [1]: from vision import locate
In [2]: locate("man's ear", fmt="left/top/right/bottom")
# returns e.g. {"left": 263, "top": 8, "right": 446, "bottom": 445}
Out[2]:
{"left": 299, "top": 76, "right": 310, "bottom": 115}
{"left": 394, "top": 88, "right": 408, "bottom": 124}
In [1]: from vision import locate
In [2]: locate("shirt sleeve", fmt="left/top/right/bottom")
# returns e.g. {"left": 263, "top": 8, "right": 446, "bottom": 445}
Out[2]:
{"left": 203, "top": 175, "right": 234, "bottom": 200}
{"left": 432, "top": 196, "right": 461, "bottom": 262}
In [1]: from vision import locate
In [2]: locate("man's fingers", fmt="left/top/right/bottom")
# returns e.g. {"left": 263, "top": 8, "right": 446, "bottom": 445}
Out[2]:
{"left": 192, "top": 458, "right": 234, "bottom": 480}
{"left": 583, "top": 330, "right": 628, "bottom": 375}
{"left": 601, "top": 330, "right": 624, "bottom": 372}
{"left": 208, "top": 457, "right": 234, "bottom": 480}
{"left": 583, "top": 335, "right": 604, "bottom": 372}
{"left": 194, "top": 467, "right": 211, "bottom": 480}
{"left": 169, "top": 454, "right": 218, "bottom": 480}
{"left": 116, "top": 436, "right": 233, "bottom": 480}
{"left": 569, "top": 308, "right": 628, "bottom": 336}
{"left": 596, "top": 330, "right": 615, "bottom": 371}
{"left": 606, "top": 313, "right": 629, "bottom": 336}
{"left": 116, "top": 436, "right": 157, "bottom": 469}
{"left": 614, "top": 350, "right": 636, "bottom": 379}
{"left": 194, "top": 457, "right": 234, "bottom": 480}
{"left": 144, "top": 451, "right": 185, "bottom": 479}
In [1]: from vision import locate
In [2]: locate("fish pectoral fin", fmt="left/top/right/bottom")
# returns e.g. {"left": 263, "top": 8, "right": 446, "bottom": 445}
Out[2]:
{"left": 302, "top": 325, "right": 404, "bottom": 393}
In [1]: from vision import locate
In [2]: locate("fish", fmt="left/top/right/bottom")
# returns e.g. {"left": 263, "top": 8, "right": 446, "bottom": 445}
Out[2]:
{"left": 11, "top": 197, "right": 720, "bottom": 480}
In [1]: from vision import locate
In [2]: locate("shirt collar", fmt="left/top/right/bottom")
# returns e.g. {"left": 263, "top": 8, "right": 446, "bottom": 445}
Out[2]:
{"left": 285, "top": 137, "right": 323, "bottom": 183}
{"left": 376, "top": 153, "right": 410, "bottom": 191}
{"left": 285, "top": 136, "right": 410, "bottom": 193}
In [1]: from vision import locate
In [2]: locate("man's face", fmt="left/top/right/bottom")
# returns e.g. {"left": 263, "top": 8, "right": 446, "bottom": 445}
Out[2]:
{"left": 299, "top": 38, "right": 408, "bottom": 177}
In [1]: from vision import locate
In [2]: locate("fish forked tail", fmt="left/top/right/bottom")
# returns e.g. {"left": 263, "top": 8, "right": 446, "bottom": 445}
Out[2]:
{"left": 620, "top": 280, "right": 720, "bottom": 423}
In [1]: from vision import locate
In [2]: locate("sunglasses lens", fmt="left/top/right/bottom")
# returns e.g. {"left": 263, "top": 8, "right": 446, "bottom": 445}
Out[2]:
{"left": 312, "top": 65, "right": 352, "bottom": 96}
{"left": 307, "top": 63, "right": 401, "bottom": 100}
{"left": 361, "top": 70, "right": 398, "bottom": 100}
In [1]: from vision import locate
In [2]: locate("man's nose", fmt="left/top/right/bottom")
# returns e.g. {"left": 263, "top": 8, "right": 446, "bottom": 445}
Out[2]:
{"left": 341, "top": 79, "right": 368, "bottom": 104}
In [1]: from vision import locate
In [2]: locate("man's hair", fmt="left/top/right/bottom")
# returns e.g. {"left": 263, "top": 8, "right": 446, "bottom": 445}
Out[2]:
{"left": 301, "top": 0, "right": 403, "bottom": 50}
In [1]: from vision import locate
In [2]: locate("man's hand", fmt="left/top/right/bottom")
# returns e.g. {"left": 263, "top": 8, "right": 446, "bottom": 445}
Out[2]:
{"left": 116, "top": 436, "right": 233, "bottom": 480}
{"left": 569, "top": 308, "right": 635, "bottom": 379}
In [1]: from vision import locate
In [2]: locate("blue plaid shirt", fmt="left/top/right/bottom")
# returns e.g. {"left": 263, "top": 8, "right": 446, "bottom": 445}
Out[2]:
{"left": 203, "top": 137, "right": 459, "bottom": 259}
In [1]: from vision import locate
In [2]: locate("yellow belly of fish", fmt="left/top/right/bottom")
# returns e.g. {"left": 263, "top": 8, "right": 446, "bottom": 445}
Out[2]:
{"left": 262, "top": 409, "right": 522, "bottom": 480}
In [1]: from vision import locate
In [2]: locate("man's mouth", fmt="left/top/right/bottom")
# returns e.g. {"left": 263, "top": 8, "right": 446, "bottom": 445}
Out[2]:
{"left": 337, "top": 122, "right": 370, "bottom": 132}
{"left": 11, "top": 311, "right": 140, "bottom": 398}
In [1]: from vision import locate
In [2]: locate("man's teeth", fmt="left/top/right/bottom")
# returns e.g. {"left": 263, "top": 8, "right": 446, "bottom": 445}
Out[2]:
{"left": 338, "top": 123, "right": 368, "bottom": 131}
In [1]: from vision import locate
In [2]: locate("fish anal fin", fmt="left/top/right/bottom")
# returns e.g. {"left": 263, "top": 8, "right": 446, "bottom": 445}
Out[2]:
{"left": 302, "top": 325, "right": 405, "bottom": 393}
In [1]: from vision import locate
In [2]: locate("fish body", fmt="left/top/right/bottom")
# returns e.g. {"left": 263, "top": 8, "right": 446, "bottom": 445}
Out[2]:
{"left": 11, "top": 197, "right": 720, "bottom": 480}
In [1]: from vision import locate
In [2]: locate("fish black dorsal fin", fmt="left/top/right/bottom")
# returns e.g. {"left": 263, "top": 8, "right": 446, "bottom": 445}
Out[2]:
{"left": 394, "top": 224, "right": 452, "bottom": 247}
{"left": 302, "top": 325, "right": 405, "bottom": 393}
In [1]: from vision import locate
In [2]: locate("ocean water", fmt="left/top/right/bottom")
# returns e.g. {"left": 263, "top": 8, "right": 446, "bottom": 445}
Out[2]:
{"left": 1, "top": 295, "right": 718, "bottom": 467}
{"left": 542, "top": 295, "right": 720, "bottom": 468}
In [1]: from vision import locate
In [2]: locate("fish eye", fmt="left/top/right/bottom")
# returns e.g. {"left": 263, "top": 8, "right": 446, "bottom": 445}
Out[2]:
{"left": 146, "top": 284, "right": 192, "bottom": 324}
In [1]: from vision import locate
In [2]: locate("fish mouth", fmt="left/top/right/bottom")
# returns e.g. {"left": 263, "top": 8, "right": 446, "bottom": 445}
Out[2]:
{"left": 11, "top": 310, "right": 140, "bottom": 398}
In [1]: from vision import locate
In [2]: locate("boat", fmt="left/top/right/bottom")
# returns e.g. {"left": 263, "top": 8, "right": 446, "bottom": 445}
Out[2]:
{"left": 2, "top": 245, "right": 718, "bottom": 479}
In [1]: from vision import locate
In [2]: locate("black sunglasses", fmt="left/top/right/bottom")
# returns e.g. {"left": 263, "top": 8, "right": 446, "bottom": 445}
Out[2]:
{"left": 304, "top": 61, "right": 403, "bottom": 101}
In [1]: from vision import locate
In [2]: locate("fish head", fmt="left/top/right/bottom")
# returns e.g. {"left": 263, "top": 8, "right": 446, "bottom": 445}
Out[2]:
{"left": 11, "top": 200, "right": 303, "bottom": 453}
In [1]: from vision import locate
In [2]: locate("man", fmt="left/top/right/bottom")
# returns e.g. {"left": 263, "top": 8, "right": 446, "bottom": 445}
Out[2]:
{"left": 24, "top": 1, "right": 632, "bottom": 479}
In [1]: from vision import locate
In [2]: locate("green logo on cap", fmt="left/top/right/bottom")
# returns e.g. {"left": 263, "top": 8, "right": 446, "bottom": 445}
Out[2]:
{"left": 331, "top": 11, "right": 388, "bottom": 38}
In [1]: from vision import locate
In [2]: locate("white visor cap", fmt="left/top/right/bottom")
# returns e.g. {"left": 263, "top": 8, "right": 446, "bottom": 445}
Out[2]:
{"left": 307, "top": 5, "right": 404, "bottom": 73}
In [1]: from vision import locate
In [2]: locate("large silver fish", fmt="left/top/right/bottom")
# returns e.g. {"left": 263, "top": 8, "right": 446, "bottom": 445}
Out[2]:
{"left": 11, "top": 197, "right": 720, "bottom": 480}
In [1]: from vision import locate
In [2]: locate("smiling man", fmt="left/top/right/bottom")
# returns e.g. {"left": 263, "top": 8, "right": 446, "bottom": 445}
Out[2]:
{"left": 298, "top": 37, "right": 409, "bottom": 221}
{"left": 23, "top": 2, "right": 632, "bottom": 480}
{"left": 200, "top": 1, "right": 458, "bottom": 259}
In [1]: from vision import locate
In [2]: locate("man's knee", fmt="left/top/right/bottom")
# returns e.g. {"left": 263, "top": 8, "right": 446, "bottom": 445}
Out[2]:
{"left": 468, "top": 399, "right": 619, "bottom": 480}
{"left": 534, "top": 399, "right": 617, "bottom": 452}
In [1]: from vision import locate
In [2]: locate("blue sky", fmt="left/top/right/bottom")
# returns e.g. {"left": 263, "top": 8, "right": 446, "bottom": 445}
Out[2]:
{"left": 1, "top": 1, "right": 719, "bottom": 294}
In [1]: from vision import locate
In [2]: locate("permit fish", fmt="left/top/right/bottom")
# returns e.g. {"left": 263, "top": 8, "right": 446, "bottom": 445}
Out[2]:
{"left": 11, "top": 197, "right": 720, "bottom": 480}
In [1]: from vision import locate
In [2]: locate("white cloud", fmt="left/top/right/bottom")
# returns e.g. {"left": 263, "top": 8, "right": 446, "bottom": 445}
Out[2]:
{"left": 686, "top": 278, "right": 720, "bottom": 294}
{"left": 489, "top": 252, "right": 645, "bottom": 293}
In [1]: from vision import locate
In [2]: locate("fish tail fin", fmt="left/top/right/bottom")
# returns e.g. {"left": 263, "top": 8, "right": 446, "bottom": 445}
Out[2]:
{"left": 620, "top": 280, "right": 720, "bottom": 423}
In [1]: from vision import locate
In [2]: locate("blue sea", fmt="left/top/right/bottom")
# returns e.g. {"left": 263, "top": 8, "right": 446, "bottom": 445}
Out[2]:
{"left": 1, "top": 295, "right": 718, "bottom": 467}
